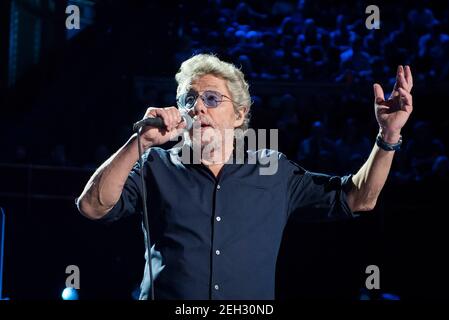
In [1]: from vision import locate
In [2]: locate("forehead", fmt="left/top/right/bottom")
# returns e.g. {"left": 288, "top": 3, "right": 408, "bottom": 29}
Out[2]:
{"left": 189, "top": 74, "right": 229, "bottom": 93}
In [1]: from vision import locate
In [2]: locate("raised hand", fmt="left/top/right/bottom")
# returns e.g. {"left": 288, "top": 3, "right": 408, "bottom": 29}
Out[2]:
{"left": 373, "top": 65, "right": 413, "bottom": 143}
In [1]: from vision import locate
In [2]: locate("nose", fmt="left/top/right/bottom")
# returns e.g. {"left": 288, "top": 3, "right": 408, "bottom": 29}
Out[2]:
{"left": 191, "top": 96, "right": 208, "bottom": 117}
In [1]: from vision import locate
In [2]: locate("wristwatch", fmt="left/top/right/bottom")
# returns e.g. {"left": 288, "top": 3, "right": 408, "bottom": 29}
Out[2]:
{"left": 376, "top": 133, "right": 402, "bottom": 151}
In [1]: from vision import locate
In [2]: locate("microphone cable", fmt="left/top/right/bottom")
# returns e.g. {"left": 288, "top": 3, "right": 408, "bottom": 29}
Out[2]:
{"left": 136, "top": 127, "right": 155, "bottom": 301}
{"left": 133, "top": 109, "right": 192, "bottom": 300}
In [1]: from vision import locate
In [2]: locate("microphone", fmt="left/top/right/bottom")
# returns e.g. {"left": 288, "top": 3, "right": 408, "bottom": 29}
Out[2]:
{"left": 133, "top": 112, "right": 193, "bottom": 132}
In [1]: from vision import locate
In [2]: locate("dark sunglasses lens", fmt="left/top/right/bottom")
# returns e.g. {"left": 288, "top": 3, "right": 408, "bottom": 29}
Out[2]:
{"left": 203, "top": 91, "right": 221, "bottom": 108}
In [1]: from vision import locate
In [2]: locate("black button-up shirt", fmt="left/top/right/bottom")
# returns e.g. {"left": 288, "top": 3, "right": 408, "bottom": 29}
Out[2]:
{"left": 95, "top": 146, "right": 355, "bottom": 300}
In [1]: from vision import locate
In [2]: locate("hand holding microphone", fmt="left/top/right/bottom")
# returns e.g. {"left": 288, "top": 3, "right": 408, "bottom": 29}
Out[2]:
{"left": 133, "top": 107, "right": 192, "bottom": 149}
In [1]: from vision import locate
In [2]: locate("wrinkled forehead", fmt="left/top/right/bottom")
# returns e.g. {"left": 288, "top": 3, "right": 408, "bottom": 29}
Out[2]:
{"left": 177, "top": 74, "right": 229, "bottom": 97}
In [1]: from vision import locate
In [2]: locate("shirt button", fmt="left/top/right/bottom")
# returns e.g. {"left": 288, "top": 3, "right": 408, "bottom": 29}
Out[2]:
{"left": 214, "top": 284, "right": 219, "bottom": 290}
{"left": 215, "top": 249, "right": 220, "bottom": 255}
{"left": 216, "top": 216, "right": 221, "bottom": 222}
{"left": 216, "top": 184, "right": 221, "bottom": 190}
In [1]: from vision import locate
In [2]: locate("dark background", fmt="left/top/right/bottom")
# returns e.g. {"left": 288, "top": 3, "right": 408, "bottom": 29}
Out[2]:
{"left": 1, "top": 0, "right": 448, "bottom": 300}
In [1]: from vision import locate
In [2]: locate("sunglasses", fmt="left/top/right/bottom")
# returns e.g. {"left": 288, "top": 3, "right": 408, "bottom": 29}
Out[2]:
{"left": 177, "top": 90, "right": 235, "bottom": 109}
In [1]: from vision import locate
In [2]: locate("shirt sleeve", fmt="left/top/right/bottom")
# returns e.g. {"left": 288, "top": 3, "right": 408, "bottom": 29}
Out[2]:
{"left": 95, "top": 151, "right": 150, "bottom": 224}
{"left": 285, "top": 158, "right": 357, "bottom": 222}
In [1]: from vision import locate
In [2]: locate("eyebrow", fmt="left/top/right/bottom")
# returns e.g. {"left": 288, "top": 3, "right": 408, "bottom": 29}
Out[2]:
{"left": 192, "top": 87, "right": 222, "bottom": 93}
{"left": 188, "top": 82, "right": 222, "bottom": 90}
{"left": 203, "top": 85, "right": 220, "bottom": 90}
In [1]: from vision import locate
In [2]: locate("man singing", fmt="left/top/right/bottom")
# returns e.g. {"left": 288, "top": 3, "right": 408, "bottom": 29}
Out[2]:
{"left": 76, "top": 54, "right": 413, "bottom": 299}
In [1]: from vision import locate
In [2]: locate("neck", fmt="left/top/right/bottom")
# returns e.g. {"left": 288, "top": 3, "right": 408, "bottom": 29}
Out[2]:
{"left": 200, "top": 140, "right": 234, "bottom": 177}
{"left": 206, "top": 163, "right": 224, "bottom": 178}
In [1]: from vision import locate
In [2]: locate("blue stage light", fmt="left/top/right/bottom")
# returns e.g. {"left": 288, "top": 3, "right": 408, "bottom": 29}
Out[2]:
{"left": 380, "top": 292, "right": 400, "bottom": 300}
{"left": 61, "top": 287, "right": 79, "bottom": 300}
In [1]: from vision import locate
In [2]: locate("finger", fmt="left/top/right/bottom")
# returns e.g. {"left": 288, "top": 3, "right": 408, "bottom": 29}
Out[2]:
{"left": 145, "top": 107, "right": 163, "bottom": 123}
{"left": 173, "top": 110, "right": 182, "bottom": 130}
{"left": 373, "top": 83, "right": 385, "bottom": 104}
{"left": 164, "top": 107, "right": 177, "bottom": 131}
{"left": 377, "top": 104, "right": 390, "bottom": 111}
{"left": 145, "top": 107, "right": 157, "bottom": 118}
{"left": 396, "top": 65, "right": 402, "bottom": 81}
{"left": 168, "top": 107, "right": 182, "bottom": 128}
{"left": 398, "top": 87, "right": 412, "bottom": 103}
{"left": 175, "top": 120, "right": 187, "bottom": 134}
{"left": 388, "top": 66, "right": 405, "bottom": 99}
{"left": 398, "top": 88, "right": 413, "bottom": 112}
{"left": 152, "top": 108, "right": 171, "bottom": 129}
{"left": 390, "top": 65, "right": 402, "bottom": 95}
{"left": 168, "top": 118, "right": 188, "bottom": 141}
{"left": 397, "top": 65, "right": 408, "bottom": 90}
{"left": 175, "top": 107, "right": 183, "bottom": 122}
{"left": 392, "top": 65, "right": 401, "bottom": 91}
{"left": 405, "top": 65, "right": 413, "bottom": 90}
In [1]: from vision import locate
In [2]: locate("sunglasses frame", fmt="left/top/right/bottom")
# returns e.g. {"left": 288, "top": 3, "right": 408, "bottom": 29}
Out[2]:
{"left": 177, "top": 90, "right": 236, "bottom": 109}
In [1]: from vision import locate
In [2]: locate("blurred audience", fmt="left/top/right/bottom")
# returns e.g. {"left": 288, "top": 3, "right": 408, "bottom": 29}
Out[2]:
{"left": 175, "top": 0, "right": 449, "bottom": 83}
{"left": 335, "top": 118, "right": 371, "bottom": 174}
{"left": 404, "top": 121, "right": 446, "bottom": 182}
{"left": 297, "top": 121, "right": 337, "bottom": 174}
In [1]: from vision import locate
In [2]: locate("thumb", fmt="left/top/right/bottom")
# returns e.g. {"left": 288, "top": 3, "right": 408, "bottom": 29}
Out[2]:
{"left": 373, "top": 83, "right": 385, "bottom": 104}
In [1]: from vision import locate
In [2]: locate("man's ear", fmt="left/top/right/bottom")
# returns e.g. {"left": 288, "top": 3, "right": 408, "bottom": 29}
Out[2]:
{"left": 234, "top": 106, "right": 247, "bottom": 127}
